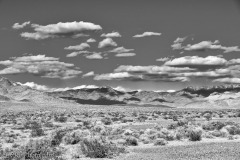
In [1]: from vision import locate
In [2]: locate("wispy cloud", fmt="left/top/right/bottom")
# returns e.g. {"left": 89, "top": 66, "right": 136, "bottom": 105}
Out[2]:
{"left": 133, "top": 31, "right": 161, "bottom": 38}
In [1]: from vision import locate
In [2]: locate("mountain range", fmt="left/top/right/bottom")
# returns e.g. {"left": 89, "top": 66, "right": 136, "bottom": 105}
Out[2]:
{"left": 1, "top": 76, "right": 240, "bottom": 109}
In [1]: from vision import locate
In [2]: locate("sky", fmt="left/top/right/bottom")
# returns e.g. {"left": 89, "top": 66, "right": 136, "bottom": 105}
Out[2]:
{"left": 1, "top": 0, "right": 240, "bottom": 91}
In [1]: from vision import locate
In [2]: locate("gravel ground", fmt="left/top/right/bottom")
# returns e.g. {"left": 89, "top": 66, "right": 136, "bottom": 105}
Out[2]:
{"left": 115, "top": 141, "right": 240, "bottom": 160}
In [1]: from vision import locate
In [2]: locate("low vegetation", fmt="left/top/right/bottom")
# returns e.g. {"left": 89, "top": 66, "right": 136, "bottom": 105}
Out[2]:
{"left": 1, "top": 109, "right": 240, "bottom": 159}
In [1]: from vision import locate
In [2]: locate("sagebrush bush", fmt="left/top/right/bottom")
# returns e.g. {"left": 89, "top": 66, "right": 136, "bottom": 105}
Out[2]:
{"left": 188, "top": 127, "right": 202, "bottom": 141}
{"left": 30, "top": 121, "right": 44, "bottom": 137}
{"left": 124, "top": 136, "right": 138, "bottom": 146}
{"left": 154, "top": 138, "right": 168, "bottom": 146}
{"left": 80, "top": 136, "right": 125, "bottom": 158}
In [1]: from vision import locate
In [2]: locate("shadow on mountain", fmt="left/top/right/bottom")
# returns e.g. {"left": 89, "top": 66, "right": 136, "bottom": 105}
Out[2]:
{"left": 152, "top": 98, "right": 169, "bottom": 103}
{"left": 124, "top": 97, "right": 141, "bottom": 101}
{"left": 61, "top": 97, "right": 127, "bottom": 105}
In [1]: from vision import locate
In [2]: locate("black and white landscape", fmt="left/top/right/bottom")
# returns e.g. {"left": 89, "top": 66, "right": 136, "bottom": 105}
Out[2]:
{"left": 1, "top": 0, "right": 240, "bottom": 159}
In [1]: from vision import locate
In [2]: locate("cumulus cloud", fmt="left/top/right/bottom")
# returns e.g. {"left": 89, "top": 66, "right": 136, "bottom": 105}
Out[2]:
{"left": 64, "top": 43, "right": 90, "bottom": 50}
{"left": 171, "top": 37, "right": 187, "bottom": 50}
{"left": 85, "top": 52, "right": 103, "bottom": 59}
{"left": 133, "top": 32, "right": 161, "bottom": 38}
{"left": 66, "top": 51, "right": 90, "bottom": 57}
{"left": 12, "top": 21, "right": 31, "bottom": 30}
{"left": 20, "top": 21, "right": 102, "bottom": 40}
{"left": 101, "top": 32, "right": 122, "bottom": 38}
{"left": 156, "top": 57, "right": 170, "bottom": 62}
{"left": 98, "top": 38, "right": 117, "bottom": 48}
{"left": 82, "top": 71, "right": 94, "bottom": 77}
{"left": 0, "top": 55, "right": 82, "bottom": 79}
{"left": 108, "top": 46, "right": 134, "bottom": 53}
{"left": 115, "top": 53, "right": 136, "bottom": 57}
{"left": 86, "top": 38, "right": 96, "bottom": 43}
{"left": 164, "top": 56, "right": 227, "bottom": 66}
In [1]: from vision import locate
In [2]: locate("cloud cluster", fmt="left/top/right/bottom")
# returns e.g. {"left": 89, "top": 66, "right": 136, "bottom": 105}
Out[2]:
{"left": 172, "top": 38, "right": 240, "bottom": 53}
{"left": 0, "top": 55, "right": 82, "bottom": 79}
{"left": 93, "top": 55, "right": 240, "bottom": 83}
{"left": 19, "top": 21, "right": 102, "bottom": 40}
{"left": 133, "top": 32, "right": 162, "bottom": 38}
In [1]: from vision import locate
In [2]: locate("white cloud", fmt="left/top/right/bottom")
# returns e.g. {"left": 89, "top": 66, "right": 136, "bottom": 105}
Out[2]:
{"left": 72, "top": 33, "right": 89, "bottom": 38}
{"left": 133, "top": 32, "right": 161, "bottom": 38}
{"left": 85, "top": 53, "right": 103, "bottom": 59}
{"left": 101, "top": 32, "right": 122, "bottom": 38}
{"left": 86, "top": 38, "right": 96, "bottom": 43}
{"left": 164, "top": 56, "right": 227, "bottom": 66}
{"left": 12, "top": 21, "right": 30, "bottom": 29}
{"left": 94, "top": 72, "right": 136, "bottom": 80}
{"left": 156, "top": 57, "right": 170, "bottom": 62}
{"left": 20, "top": 82, "right": 49, "bottom": 91}
{"left": 115, "top": 53, "right": 136, "bottom": 57}
{"left": 213, "top": 78, "right": 240, "bottom": 84}
{"left": 66, "top": 51, "right": 90, "bottom": 57}
{"left": 20, "top": 21, "right": 102, "bottom": 40}
{"left": 171, "top": 37, "right": 187, "bottom": 50}
{"left": 20, "top": 32, "right": 55, "bottom": 40}
{"left": 173, "top": 40, "right": 240, "bottom": 53}
{"left": 52, "top": 85, "right": 98, "bottom": 92}
{"left": 64, "top": 43, "right": 90, "bottom": 50}
{"left": 82, "top": 71, "right": 94, "bottom": 77}
{"left": 0, "top": 55, "right": 82, "bottom": 79}
{"left": 114, "top": 65, "right": 195, "bottom": 73}
{"left": 98, "top": 38, "right": 117, "bottom": 48}
{"left": 108, "top": 46, "right": 134, "bottom": 53}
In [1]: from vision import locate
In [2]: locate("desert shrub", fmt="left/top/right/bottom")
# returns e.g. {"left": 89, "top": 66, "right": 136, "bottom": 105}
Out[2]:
{"left": 137, "top": 115, "right": 148, "bottom": 122}
{"left": 177, "top": 119, "right": 188, "bottom": 126}
{"left": 211, "top": 130, "right": 222, "bottom": 137}
{"left": 80, "top": 136, "right": 125, "bottom": 158}
{"left": 203, "top": 113, "right": 212, "bottom": 121}
{"left": 51, "top": 128, "right": 69, "bottom": 146}
{"left": 1, "top": 138, "right": 62, "bottom": 160}
{"left": 124, "top": 136, "right": 138, "bottom": 146}
{"left": 101, "top": 117, "right": 112, "bottom": 125}
{"left": 30, "top": 121, "right": 44, "bottom": 137}
{"left": 203, "top": 132, "right": 214, "bottom": 139}
{"left": 202, "top": 121, "right": 226, "bottom": 131}
{"left": 167, "top": 123, "right": 178, "bottom": 130}
{"left": 188, "top": 127, "right": 202, "bottom": 141}
{"left": 224, "top": 125, "right": 240, "bottom": 135}
{"left": 154, "top": 138, "right": 168, "bottom": 146}
{"left": 172, "top": 115, "right": 178, "bottom": 121}
{"left": 44, "top": 121, "right": 54, "bottom": 128}
{"left": 165, "top": 132, "right": 175, "bottom": 141}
